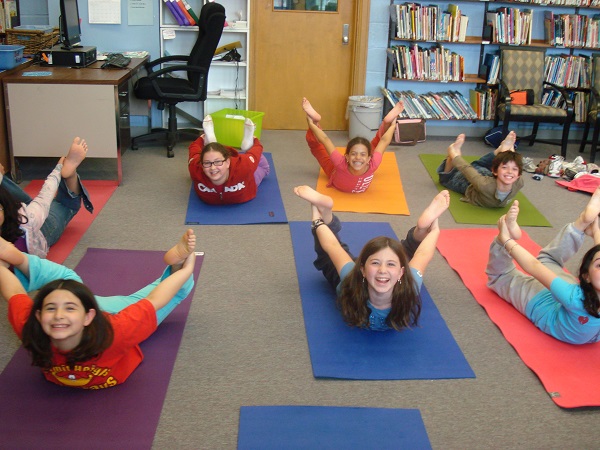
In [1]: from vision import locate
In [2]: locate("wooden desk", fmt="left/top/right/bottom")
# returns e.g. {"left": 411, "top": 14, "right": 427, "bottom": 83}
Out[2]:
{"left": 3, "top": 58, "right": 148, "bottom": 184}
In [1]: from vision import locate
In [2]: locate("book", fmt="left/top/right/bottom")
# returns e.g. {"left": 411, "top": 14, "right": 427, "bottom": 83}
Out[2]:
{"left": 164, "top": 0, "right": 184, "bottom": 25}
{"left": 169, "top": 0, "right": 189, "bottom": 26}
{"left": 181, "top": 0, "right": 199, "bottom": 24}
{"left": 175, "top": 0, "right": 196, "bottom": 26}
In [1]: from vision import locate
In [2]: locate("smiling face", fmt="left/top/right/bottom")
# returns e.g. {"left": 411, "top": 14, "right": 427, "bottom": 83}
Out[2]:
{"left": 345, "top": 143, "right": 371, "bottom": 175}
{"left": 493, "top": 160, "right": 521, "bottom": 190}
{"left": 360, "top": 246, "right": 405, "bottom": 303}
{"left": 583, "top": 250, "right": 600, "bottom": 293}
{"left": 35, "top": 289, "right": 96, "bottom": 352}
{"left": 202, "top": 149, "right": 231, "bottom": 186}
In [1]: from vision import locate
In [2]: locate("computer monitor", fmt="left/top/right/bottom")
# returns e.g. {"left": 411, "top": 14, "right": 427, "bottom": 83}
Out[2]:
{"left": 60, "top": 0, "right": 82, "bottom": 50}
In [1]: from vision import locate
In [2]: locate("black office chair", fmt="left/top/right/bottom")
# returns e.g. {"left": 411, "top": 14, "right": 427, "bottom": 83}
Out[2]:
{"left": 132, "top": 2, "right": 225, "bottom": 157}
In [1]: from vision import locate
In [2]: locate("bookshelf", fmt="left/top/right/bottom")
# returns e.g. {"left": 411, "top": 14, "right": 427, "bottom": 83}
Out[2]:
{"left": 384, "top": 0, "right": 600, "bottom": 126}
{"left": 159, "top": 0, "right": 250, "bottom": 126}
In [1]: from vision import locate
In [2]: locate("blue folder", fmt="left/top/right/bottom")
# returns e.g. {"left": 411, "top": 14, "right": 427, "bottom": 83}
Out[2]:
{"left": 238, "top": 406, "right": 432, "bottom": 450}
{"left": 185, "top": 152, "right": 287, "bottom": 225}
{"left": 290, "top": 221, "right": 475, "bottom": 380}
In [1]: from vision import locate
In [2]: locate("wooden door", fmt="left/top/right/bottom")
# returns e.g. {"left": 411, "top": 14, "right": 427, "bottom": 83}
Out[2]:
{"left": 250, "top": 1, "right": 368, "bottom": 131}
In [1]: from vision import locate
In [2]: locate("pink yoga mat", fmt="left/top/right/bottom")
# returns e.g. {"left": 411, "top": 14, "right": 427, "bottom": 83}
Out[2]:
{"left": 437, "top": 228, "right": 600, "bottom": 408}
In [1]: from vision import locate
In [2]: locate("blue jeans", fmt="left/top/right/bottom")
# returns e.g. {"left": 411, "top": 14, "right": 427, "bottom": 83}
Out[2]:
{"left": 2, "top": 175, "right": 93, "bottom": 247}
{"left": 436, "top": 151, "right": 495, "bottom": 195}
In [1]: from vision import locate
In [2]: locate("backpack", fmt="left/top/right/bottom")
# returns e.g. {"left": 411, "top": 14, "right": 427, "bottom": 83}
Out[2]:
{"left": 483, "top": 126, "right": 519, "bottom": 150}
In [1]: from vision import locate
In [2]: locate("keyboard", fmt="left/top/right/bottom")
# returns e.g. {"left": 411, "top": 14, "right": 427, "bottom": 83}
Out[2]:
{"left": 101, "top": 53, "right": 132, "bottom": 69}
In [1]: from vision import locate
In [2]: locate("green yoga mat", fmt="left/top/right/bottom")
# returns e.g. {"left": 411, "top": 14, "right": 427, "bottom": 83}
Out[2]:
{"left": 420, "top": 154, "right": 551, "bottom": 227}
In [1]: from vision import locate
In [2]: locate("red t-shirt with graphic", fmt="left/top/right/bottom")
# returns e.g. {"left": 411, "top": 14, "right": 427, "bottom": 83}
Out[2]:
{"left": 8, "top": 293, "right": 157, "bottom": 389}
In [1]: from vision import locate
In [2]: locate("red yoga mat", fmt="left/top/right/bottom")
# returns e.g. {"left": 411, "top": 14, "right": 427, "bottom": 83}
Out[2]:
{"left": 437, "top": 228, "right": 600, "bottom": 408}
{"left": 24, "top": 180, "right": 118, "bottom": 263}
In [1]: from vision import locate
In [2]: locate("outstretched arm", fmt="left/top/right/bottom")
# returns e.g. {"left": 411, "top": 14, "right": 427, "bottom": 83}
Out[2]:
{"left": 315, "top": 225, "right": 353, "bottom": 276}
{"left": 307, "top": 119, "right": 337, "bottom": 156}
{"left": 408, "top": 224, "right": 440, "bottom": 275}
{"left": 146, "top": 253, "right": 196, "bottom": 311}
{"left": 504, "top": 240, "right": 557, "bottom": 290}
{"left": 0, "top": 266, "right": 27, "bottom": 301}
{"left": 373, "top": 121, "right": 397, "bottom": 155}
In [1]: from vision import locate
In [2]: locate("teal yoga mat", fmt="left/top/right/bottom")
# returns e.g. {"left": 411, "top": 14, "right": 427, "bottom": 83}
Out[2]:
{"left": 420, "top": 153, "right": 551, "bottom": 226}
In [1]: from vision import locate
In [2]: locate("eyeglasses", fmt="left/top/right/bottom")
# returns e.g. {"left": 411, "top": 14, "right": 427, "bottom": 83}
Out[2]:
{"left": 201, "top": 160, "right": 226, "bottom": 168}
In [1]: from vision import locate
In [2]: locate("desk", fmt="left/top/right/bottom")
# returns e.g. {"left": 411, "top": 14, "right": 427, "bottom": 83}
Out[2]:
{"left": 3, "top": 58, "right": 149, "bottom": 184}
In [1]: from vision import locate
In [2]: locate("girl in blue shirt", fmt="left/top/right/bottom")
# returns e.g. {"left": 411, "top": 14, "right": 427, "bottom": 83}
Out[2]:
{"left": 487, "top": 191, "right": 600, "bottom": 344}
{"left": 294, "top": 185, "right": 449, "bottom": 331}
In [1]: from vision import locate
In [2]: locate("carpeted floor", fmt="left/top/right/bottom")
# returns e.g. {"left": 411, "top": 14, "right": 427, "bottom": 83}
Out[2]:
{"left": 0, "top": 130, "right": 598, "bottom": 448}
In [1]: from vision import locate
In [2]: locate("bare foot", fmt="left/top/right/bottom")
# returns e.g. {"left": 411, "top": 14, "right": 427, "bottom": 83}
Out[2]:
{"left": 444, "top": 134, "right": 465, "bottom": 172}
{"left": 417, "top": 190, "right": 450, "bottom": 232}
{"left": 383, "top": 100, "right": 405, "bottom": 124}
{"left": 497, "top": 215, "right": 511, "bottom": 248}
{"left": 505, "top": 200, "right": 522, "bottom": 240}
{"left": 0, "top": 163, "right": 6, "bottom": 176}
{"left": 495, "top": 131, "right": 516, "bottom": 155}
{"left": 61, "top": 137, "right": 88, "bottom": 180}
{"left": 164, "top": 229, "right": 197, "bottom": 266}
{"left": 202, "top": 115, "right": 217, "bottom": 144}
{"left": 577, "top": 186, "right": 600, "bottom": 230}
{"left": 240, "top": 118, "right": 256, "bottom": 151}
{"left": 0, "top": 235, "right": 25, "bottom": 267}
{"left": 302, "top": 97, "right": 321, "bottom": 123}
{"left": 294, "top": 185, "right": 333, "bottom": 224}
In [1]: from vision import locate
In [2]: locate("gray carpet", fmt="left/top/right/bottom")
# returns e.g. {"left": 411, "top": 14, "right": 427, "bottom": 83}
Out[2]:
{"left": 0, "top": 130, "right": 598, "bottom": 449}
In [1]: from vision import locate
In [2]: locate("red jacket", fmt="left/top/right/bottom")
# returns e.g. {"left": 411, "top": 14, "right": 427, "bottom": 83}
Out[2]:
{"left": 188, "top": 137, "right": 264, "bottom": 205}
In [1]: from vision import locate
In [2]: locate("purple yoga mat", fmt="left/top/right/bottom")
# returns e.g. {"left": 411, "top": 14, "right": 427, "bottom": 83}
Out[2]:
{"left": 0, "top": 248, "right": 203, "bottom": 448}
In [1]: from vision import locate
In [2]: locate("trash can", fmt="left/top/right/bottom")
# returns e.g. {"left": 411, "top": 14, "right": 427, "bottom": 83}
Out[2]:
{"left": 346, "top": 96, "right": 383, "bottom": 139}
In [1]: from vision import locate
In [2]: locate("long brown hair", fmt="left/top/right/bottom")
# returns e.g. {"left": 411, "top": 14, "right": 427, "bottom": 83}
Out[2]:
{"left": 22, "top": 279, "right": 114, "bottom": 369}
{"left": 337, "top": 236, "right": 421, "bottom": 330}
{"left": 578, "top": 244, "right": 600, "bottom": 318}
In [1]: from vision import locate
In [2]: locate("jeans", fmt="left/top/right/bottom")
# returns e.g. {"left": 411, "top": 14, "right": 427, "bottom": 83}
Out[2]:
{"left": 437, "top": 151, "right": 495, "bottom": 195}
{"left": 2, "top": 175, "right": 93, "bottom": 247}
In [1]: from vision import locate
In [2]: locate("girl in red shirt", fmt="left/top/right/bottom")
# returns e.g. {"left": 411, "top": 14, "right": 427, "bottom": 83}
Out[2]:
{"left": 188, "top": 116, "right": 270, "bottom": 205}
{"left": 302, "top": 98, "right": 402, "bottom": 193}
{"left": 1, "top": 230, "right": 197, "bottom": 389}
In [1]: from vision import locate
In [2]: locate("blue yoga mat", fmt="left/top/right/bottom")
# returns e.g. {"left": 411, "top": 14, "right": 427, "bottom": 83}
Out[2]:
{"left": 238, "top": 406, "right": 432, "bottom": 450}
{"left": 290, "top": 221, "right": 475, "bottom": 380}
{"left": 185, "top": 152, "right": 288, "bottom": 225}
{"left": 0, "top": 248, "right": 203, "bottom": 448}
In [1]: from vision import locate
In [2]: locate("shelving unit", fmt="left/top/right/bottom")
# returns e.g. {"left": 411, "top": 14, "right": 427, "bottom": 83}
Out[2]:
{"left": 384, "top": 0, "right": 600, "bottom": 127}
{"left": 159, "top": 0, "right": 250, "bottom": 127}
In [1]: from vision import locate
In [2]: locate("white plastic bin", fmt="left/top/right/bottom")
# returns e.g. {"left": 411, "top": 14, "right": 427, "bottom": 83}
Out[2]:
{"left": 346, "top": 96, "right": 383, "bottom": 139}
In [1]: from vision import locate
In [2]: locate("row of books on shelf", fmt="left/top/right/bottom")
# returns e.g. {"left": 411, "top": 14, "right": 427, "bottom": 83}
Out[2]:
{"left": 504, "top": 0, "right": 599, "bottom": 5}
{"left": 469, "top": 87, "right": 498, "bottom": 120}
{"left": 163, "top": 0, "right": 199, "bottom": 26}
{"left": 545, "top": 54, "right": 592, "bottom": 87}
{"left": 544, "top": 11, "right": 600, "bottom": 48}
{"left": 381, "top": 87, "right": 477, "bottom": 120}
{"left": 387, "top": 44, "right": 464, "bottom": 82}
{"left": 485, "top": 7, "right": 533, "bottom": 45}
{"left": 390, "top": 3, "right": 469, "bottom": 42}
{"left": 542, "top": 90, "right": 588, "bottom": 121}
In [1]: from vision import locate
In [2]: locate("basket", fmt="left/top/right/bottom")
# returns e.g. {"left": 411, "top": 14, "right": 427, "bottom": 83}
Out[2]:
{"left": 211, "top": 109, "right": 265, "bottom": 147}
{"left": 6, "top": 28, "right": 60, "bottom": 56}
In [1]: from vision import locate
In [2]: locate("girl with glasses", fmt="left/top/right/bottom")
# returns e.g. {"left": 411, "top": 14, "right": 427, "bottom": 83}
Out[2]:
{"left": 188, "top": 115, "right": 270, "bottom": 205}
{"left": 0, "top": 137, "right": 93, "bottom": 259}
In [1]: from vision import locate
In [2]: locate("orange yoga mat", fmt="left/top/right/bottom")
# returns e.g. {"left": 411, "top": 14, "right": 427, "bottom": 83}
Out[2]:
{"left": 24, "top": 180, "right": 118, "bottom": 264}
{"left": 437, "top": 228, "right": 600, "bottom": 408}
{"left": 316, "top": 151, "right": 409, "bottom": 215}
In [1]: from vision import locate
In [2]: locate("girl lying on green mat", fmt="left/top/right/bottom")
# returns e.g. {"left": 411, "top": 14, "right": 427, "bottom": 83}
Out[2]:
{"left": 437, "top": 132, "right": 524, "bottom": 208}
{"left": 488, "top": 192, "right": 600, "bottom": 344}
{"left": 294, "top": 185, "right": 449, "bottom": 331}
{"left": 0, "top": 230, "right": 196, "bottom": 389}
